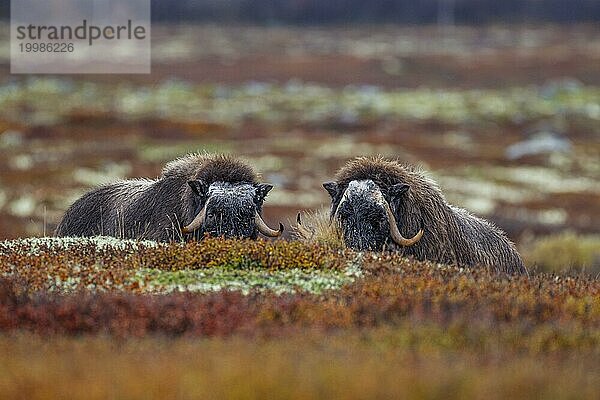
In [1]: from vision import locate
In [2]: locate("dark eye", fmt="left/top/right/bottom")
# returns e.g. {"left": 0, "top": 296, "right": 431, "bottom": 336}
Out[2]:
{"left": 206, "top": 211, "right": 215, "bottom": 220}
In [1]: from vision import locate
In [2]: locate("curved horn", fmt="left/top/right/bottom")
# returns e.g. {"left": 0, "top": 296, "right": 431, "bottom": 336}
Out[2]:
{"left": 295, "top": 212, "right": 315, "bottom": 239}
{"left": 383, "top": 200, "right": 423, "bottom": 246}
{"left": 255, "top": 212, "right": 284, "bottom": 237}
{"left": 332, "top": 190, "right": 349, "bottom": 222}
{"left": 181, "top": 199, "right": 209, "bottom": 234}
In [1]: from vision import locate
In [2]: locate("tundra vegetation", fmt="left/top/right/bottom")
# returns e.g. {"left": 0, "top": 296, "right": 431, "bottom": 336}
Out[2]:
{"left": 0, "top": 236, "right": 599, "bottom": 399}
{"left": 0, "top": 25, "right": 599, "bottom": 398}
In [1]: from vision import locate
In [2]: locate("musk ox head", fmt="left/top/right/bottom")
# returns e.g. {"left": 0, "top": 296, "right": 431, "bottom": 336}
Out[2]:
{"left": 321, "top": 176, "right": 422, "bottom": 252}
{"left": 182, "top": 180, "right": 283, "bottom": 239}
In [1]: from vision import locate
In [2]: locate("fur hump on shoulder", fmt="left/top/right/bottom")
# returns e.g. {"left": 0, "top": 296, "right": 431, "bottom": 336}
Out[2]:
{"left": 335, "top": 156, "right": 442, "bottom": 196}
{"left": 161, "top": 153, "right": 259, "bottom": 184}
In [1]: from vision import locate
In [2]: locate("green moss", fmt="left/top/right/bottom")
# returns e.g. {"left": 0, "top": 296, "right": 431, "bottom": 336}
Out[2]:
{"left": 135, "top": 265, "right": 359, "bottom": 294}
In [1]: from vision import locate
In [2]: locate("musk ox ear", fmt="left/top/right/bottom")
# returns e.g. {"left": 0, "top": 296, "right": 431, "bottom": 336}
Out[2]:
{"left": 188, "top": 180, "right": 209, "bottom": 197}
{"left": 254, "top": 183, "right": 274, "bottom": 201}
{"left": 389, "top": 183, "right": 410, "bottom": 199}
{"left": 323, "top": 182, "right": 338, "bottom": 199}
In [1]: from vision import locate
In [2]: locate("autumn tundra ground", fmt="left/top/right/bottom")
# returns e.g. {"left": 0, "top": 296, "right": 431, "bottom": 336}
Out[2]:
{"left": 0, "top": 237, "right": 599, "bottom": 399}
{"left": 0, "top": 24, "right": 599, "bottom": 398}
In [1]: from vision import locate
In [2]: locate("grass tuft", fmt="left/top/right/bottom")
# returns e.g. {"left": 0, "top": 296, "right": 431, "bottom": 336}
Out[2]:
{"left": 292, "top": 209, "right": 345, "bottom": 250}
{"left": 522, "top": 232, "right": 600, "bottom": 274}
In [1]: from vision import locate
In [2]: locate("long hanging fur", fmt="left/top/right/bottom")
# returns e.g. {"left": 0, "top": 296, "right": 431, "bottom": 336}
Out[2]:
{"left": 326, "top": 156, "right": 525, "bottom": 274}
{"left": 55, "top": 153, "right": 260, "bottom": 242}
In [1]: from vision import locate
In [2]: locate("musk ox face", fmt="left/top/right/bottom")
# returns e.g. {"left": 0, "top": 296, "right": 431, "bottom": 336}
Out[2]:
{"left": 182, "top": 180, "right": 283, "bottom": 239}
{"left": 324, "top": 179, "right": 423, "bottom": 251}
{"left": 329, "top": 180, "right": 390, "bottom": 251}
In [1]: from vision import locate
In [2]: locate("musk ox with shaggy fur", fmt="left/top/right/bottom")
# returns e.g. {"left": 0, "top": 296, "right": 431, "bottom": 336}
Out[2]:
{"left": 298, "top": 157, "right": 524, "bottom": 274}
{"left": 55, "top": 153, "right": 283, "bottom": 241}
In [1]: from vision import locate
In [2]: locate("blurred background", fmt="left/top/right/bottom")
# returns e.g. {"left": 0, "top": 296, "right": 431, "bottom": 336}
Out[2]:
{"left": 0, "top": 1, "right": 598, "bottom": 271}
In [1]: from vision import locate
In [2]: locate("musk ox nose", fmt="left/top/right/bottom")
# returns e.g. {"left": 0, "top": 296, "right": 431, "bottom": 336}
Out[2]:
{"left": 207, "top": 228, "right": 233, "bottom": 238}
{"left": 347, "top": 239, "right": 378, "bottom": 252}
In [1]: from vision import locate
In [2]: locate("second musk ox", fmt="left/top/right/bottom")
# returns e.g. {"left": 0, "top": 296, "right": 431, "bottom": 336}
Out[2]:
{"left": 55, "top": 153, "right": 283, "bottom": 241}
{"left": 300, "top": 157, "right": 524, "bottom": 274}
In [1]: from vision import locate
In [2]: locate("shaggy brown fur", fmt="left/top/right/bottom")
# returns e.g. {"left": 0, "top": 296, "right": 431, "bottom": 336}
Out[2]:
{"left": 162, "top": 153, "right": 259, "bottom": 185}
{"left": 56, "top": 153, "right": 264, "bottom": 241}
{"left": 329, "top": 156, "right": 525, "bottom": 274}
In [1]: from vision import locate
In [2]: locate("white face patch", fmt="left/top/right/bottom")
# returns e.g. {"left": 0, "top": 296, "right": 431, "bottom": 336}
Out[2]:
{"left": 345, "top": 180, "right": 385, "bottom": 205}
{"left": 206, "top": 182, "right": 257, "bottom": 214}
{"left": 334, "top": 179, "right": 386, "bottom": 220}
{"left": 208, "top": 182, "right": 256, "bottom": 198}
